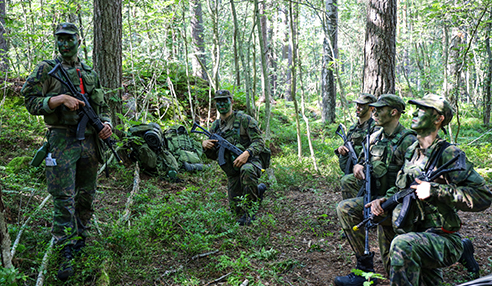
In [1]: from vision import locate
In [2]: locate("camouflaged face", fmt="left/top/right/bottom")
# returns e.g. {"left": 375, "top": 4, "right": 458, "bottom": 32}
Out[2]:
{"left": 408, "top": 94, "right": 453, "bottom": 126}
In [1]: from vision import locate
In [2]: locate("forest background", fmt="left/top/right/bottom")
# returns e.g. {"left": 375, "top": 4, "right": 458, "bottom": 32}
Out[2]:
{"left": 0, "top": 0, "right": 492, "bottom": 285}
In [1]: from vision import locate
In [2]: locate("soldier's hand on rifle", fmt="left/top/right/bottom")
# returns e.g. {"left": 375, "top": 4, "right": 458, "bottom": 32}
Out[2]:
{"left": 366, "top": 198, "right": 387, "bottom": 216}
{"left": 48, "top": 94, "right": 85, "bottom": 111}
{"left": 410, "top": 178, "right": 431, "bottom": 200}
{"left": 202, "top": 139, "right": 218, "bottom": 150}
{"left": 98, "top": 123, "right": 112, "bottom": 140}
{"left": 353, "top": 164, "right": 365, "bottom": 180}
{"left": 337, "top": 145, "right": 349, "bottom": 156}
{"left": 233, "top": 150, "right": 250, "bottom": 168}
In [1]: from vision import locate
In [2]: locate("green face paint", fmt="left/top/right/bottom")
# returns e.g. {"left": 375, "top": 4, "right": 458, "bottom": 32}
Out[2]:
{"left": 411, "top": 106, "right": 438, "bottom": 134}
{"left": 356, "top": 103, "right": 370, "bottom": 118}
{"left": 57, "top": 34, "right": 79, "bottom": 59}
{"left": 373, "top": 106, "right": 393, "bottom": 127}
{"left": 216, "top": 98, "right": 231, "bottom": 114}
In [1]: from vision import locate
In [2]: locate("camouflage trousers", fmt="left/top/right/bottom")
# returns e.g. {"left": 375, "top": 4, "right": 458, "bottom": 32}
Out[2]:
{"left": 46, "top": 129, "right": 99, "bottom": 246}
{"left": 337, "top": 197, "right": 395, "bottom": 273}
{"left": 226, "top": 159, "right": 262, "bottom": 218}
{"left": 340, "top": 174, "right": 363, "bottom": 199}
{"left": 389, "top": 231, "right": 462, "bottom": 285}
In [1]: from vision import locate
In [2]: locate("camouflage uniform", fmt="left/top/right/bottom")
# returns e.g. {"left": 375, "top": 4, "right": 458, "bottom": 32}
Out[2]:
{"left": 385, "top": 138, "right": 492, "bottom": 285}
{"left": 337, "top": 120, "right": 379, "bottom": 199}
{"left": 22, "top": 54, "right": 110, "bottom": 247}
{"left": 338, "top": 123, "right": 417, "bottom": 272}
{"left": 204, "top": 111, "right": 265, "bottom": 218}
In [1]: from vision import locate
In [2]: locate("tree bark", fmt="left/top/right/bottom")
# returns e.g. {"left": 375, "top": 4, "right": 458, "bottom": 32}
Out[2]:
{"left": 254, "top": 0, "right": 271, "bottom": 138}
{"left": 0, "top": 190, "right": 13, "bottom": 268}
{"left": 321, "top": 0, "right": 338, "bottom": 123}
{"left": 288, "top": 0, "right": 301, "bottom": 158}
{"left": 484, "top": 17, "right": 492, "bottom": 125}
{"left": 94, "top": 0, "right": 123, "bottom": 131}
{"left": 283, "top": 7, "right": 292, "bottom": 101}
{"left": 362, "top": 0, "right": 397, "bottom": 96}
{"left": 190, "top": 0, "right": 207, "bottom": 80}
{"left": 0, "top": 0, "right": 8, "bottom": 72}
{"left": 230, "top": 0, "right": 241, "bottom": 88}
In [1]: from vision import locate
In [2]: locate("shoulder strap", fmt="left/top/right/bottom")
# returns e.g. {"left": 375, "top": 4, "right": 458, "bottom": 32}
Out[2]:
{"left": 392, "top": 129, "right": 417, "bottom": 146}
{"left": 425, "top": 141, "right": 451, "bottom": 174}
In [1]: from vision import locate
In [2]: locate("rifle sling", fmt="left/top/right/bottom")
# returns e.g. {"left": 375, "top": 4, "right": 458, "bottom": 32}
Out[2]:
{"left": 394, "top": 141, "right": 451, "bottom": 228}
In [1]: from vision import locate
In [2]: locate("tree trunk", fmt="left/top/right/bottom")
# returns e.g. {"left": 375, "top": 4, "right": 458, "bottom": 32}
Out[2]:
{"left": 0, "top": 0, "right": 8, "bottom": 72}
{"left": 207, "top": 0, "right": 220, "bottom": 90}
{"left": 484, "top": 17, "right": 492, "bottom": 125}
{"left": 230, "top": 0, "right": 241, "bottom": 88}
{"left": 288, "top": 0, "right": 301, "bottom": 158}
{"left": 94, "top": 0, "right": 123, "bottom": 131}
{"left": 283, "top": 7, "right": 292, "bottom": 101}
{"left": 321, "top": 0, "right": 337, "bottom": 123}
{"left": 254, "top": 0, "right": 271, "bottom": 138}
{"left": 362, "top": 0, "right": 397, "bottom": 96}
{"left": 190, "top": 0, "right": 207, "bottom": 80}
{"left": 0, "top": 191, "right": 13, "bottom": 268}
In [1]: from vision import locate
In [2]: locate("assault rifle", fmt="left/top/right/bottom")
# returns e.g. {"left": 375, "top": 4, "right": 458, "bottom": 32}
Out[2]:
{"left": 48, "top": 63, "right": 122, "bottom": 164}
{"left": 353, "top": 146, "right": 466, "bottom": 232}
{"left": 336, "top": 124, "right": 358, "bottom": 175}
{"left": 360, "top": 118, "right": 373, "bottom": 255}
{"left": 190, "top": 122, "right": 265, "bottom": 173}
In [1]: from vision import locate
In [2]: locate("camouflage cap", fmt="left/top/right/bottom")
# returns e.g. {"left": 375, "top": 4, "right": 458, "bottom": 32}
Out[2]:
{"left": 214, "top": 90, "right": 232, "bottom": 100}
{"left": 369, "top": 94, "right": 406, "bottom": 114}
{"left": 54, "top": 22, "right": 79, "bottom": 35}
{"left": 408, "top": 94, "right": 453, "bottom": 126}
{"left": 352, "top": 93, "right": 377, "bottom": 104}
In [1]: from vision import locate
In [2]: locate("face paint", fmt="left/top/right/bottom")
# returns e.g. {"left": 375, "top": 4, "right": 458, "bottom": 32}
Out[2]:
{"left": 411, "top": 106, "right": 439, "bottom": 134}
{"left": 57, "top": 34, "right": 79, "bottom": 59}
{"left": 373, "top": 106, "right": 393, "bottom": 127}
{"left": 216, "top": 98, "right": 231, "bottom": 114}
{"left": 356, "top": 103, "right": 370, "bottom": 118}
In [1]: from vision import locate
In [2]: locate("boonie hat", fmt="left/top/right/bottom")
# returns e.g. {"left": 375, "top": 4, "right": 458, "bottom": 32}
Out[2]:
{"left": 408, "top": 94, "right": 454, "bottom": 126}
{"left": 54, "top": 23, "right": 79, "bottom": 35}
{"left": 214, "top": 90, "right": 233, "bottom": 100}
{"left": 370, "top": 94, "right": 406, "bottom": 114}
{"left": 353, "top": 93, "right": 377, "bottom": 105}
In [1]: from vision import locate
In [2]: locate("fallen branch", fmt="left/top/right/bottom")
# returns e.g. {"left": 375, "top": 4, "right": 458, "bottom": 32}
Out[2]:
{"left": 0, "top": 195, "right": 13, "bottom": 268}
{"left": 204, "top": 272, "right": 232, "bottom": 286}
{"left": 35, "top": 237, "right": 54, "bottom": 286}
{"left": 118, "top": 162, "right": 140, "bottom": 225}
{"left": 191, "top": 250, "right": 219, "bottom": 260}
{"left": 11, "top": 194, "right": 52, "bottom": 258}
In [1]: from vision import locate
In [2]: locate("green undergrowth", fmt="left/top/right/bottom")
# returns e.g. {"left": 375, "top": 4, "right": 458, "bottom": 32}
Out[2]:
{"left": 1, "top": 94, "right": 492, "bottom": 285}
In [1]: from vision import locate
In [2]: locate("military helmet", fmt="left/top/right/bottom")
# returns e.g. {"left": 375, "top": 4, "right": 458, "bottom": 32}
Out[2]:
{"left": 369, "top": 94, "right": 406, "bottom": 114}
{"left": 408, "top": 94, "right": 453, "bottom": 126}
{"left": 54, "top": 22, "right": 79, "bottom": 36}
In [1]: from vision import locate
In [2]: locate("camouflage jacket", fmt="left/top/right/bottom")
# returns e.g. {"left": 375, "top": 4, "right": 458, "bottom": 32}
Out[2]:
{"left": 21, "top": 56, "right": 111, "bottom": 133}
{"left": 385, "top": 138, "right": 492, "bottom": 233}
{"left": 204, "top": 111, "right": 265, "bottom": 176}
{"left": 335, "top": 119, "right": 380, "bottom": 173}
{"left": 359, "top": 123, "right": 417, "bottom": 196}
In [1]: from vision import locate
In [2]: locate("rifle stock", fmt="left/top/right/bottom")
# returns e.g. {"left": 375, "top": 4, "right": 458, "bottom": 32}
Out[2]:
{"left": 191, "top": 122, "right": 265, "bottom": 172}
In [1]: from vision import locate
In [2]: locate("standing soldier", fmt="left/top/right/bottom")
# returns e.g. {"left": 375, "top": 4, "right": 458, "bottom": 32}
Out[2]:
{"left": 202, "top": 90, "right": 267, "bottom": 226}
{"left": 22, "top": 23, "right": 112, "bottom": 281}
{"left": 368, "top": 94, "right": 491, "bottom": 285}
{"left": 335, "top": 93, "right": 379, "bottom": 199}
{"left": 335, "top": 94, "right": 417, "bottom": 285}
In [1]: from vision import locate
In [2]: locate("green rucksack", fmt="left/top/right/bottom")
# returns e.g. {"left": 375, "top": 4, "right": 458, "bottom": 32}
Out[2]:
{"left": 127, "top": 123, "right": 179, "bottom": 178}
{"left": 164, "top": 125, "right": 204, "bottom": 170}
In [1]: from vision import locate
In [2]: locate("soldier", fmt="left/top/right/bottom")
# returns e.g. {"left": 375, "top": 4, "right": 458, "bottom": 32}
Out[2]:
{"left": 21, "top": 23, "right": 112, "bottom": 281}
{"left": 335, "top": 93, "right": 379, "bottom": 199}
{"left": 368, "top": 94, "right": 492, "bottom": 285}
{"left": 202, "top": 90, "right": 267, "bottom": 226}
{"left": 335, "top": 94, "right": 417, "bottom": 286}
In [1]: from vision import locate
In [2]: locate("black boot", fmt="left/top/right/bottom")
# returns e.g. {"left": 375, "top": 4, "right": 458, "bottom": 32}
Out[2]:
{"left": 258, "top": 183, "right": 267, "bottom": 201}
{"left": 57, "top": 245, "right": 74, "bottom": 281}
{"left": 459, "top": 238, "right": 479, "bottom": 274}
{"left": 72, "top": 238, "right": 86, "bottom": 256}
{"left": 334, "top": 252, "right": 378, "bottom": 286}
{"left": 237, "top": 213, "right": 256, "bottom": 226}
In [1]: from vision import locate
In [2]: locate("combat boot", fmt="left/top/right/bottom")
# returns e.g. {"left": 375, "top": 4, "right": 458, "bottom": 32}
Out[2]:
{"left": 57, "top": 245, "right": 74, "bottom": 281}
{"left": 72, "top": 238, "right": 86, "bottom": 256}
{"left": 258, "top": 183, "right": 267, "bottom": 201}
{"left": 334, "top": 252, "right": 378, "bottom": 286}
{"left": 183, "top": 162, "right": 206, "bottom": 172}
{"left": 459, "top": 238, "right": 479, "bottom": 274}
{"left": 237, "top": 213, "right": 256, "bottom": 226}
